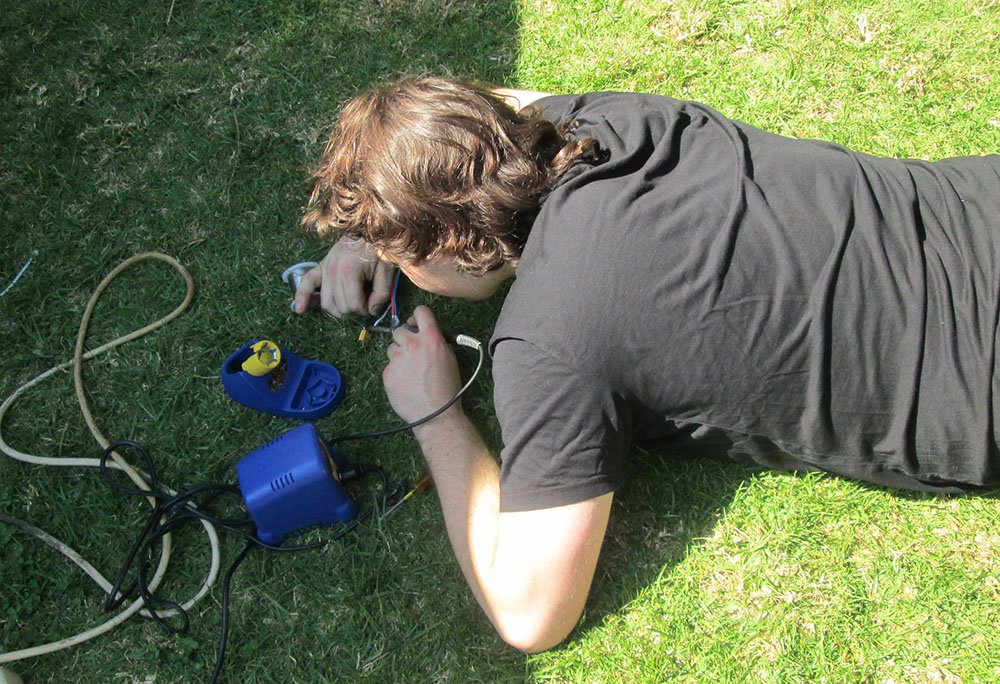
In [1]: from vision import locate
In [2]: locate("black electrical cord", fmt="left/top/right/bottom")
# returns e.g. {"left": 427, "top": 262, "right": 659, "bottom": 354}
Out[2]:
{"left": 329, "top": 334, "right": 484, "bottom": 446}
{"left": 97, "top": 439, "right": 390, "bottom": 683}
{"left": 98, "top": 442, "right": 249, "bottom": 630}
{"left": 202, "top": 465, "right": 390, "bottom": 684}
{"left": 94, "top": 333, "right": 481, "bottom": 680}
{"left": 208, "top": 540, "right": 253, "bottom": 684}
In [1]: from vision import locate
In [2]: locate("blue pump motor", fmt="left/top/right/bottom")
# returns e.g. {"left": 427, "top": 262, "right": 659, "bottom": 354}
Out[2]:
{"left": 236, "top": 423, "right": 357, "bottom": 545}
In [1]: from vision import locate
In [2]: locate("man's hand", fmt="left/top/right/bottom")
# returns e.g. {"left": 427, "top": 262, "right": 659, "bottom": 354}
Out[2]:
{"left": 293, "top": 237, "right": 395, "bottom": 317}
{"left": 383, "top": 307, "right": 461, "bottom": 424}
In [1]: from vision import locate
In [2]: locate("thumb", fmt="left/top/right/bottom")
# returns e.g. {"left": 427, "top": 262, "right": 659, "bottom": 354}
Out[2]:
{"left": 292, "top": 267, "right": 322, "bottom": 314}
{"left": 411, "top": 305, "right": 441, "bottom": 335}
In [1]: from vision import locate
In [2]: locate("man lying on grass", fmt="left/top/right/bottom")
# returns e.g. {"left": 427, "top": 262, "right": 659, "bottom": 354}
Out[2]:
{"left": 293, "top": 76, "right": 1000, "bottom": 652}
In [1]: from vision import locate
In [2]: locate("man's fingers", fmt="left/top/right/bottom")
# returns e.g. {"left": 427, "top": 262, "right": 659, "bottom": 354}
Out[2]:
{"left": 367, "top": 264, "right": 396, "bottom": 316}
{"left": 317, "top": 271, "right": 340, "bottom": 318}
{"left": 411, "top": 306, "right": 440, "bottom": 335}
{"left": 317, "top": 256, "right": 366, "bottom": 318}
{"left": 334, "top": 267, "right": 367, "bottom": 317}
{"left": 386, "top": 339, "right": 401, "bottom": 360}
{"left": 293, "top": 267, "right": 322, "bottom": 314}
{"left": 390, "top": 321, "right": 415, "bottom": 346}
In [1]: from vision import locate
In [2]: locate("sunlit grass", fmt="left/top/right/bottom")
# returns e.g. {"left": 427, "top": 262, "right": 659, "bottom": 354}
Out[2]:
{"left": 1, "top": 0, "right": 998, "bottom": 682}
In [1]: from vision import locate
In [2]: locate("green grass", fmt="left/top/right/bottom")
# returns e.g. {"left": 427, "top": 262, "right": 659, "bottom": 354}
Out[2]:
{"left": 1, "top": 0, "right": 998, "bottom": 682}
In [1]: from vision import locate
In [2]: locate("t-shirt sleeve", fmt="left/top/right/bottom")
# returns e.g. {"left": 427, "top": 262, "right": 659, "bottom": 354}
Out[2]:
{"left": 491, "top": 337, "right": 628, "bottom": 512}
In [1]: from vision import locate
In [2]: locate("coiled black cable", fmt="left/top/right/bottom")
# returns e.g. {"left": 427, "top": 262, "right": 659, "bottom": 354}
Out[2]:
{"left": 98, "top": 439, "right": 386, "bottom": 683}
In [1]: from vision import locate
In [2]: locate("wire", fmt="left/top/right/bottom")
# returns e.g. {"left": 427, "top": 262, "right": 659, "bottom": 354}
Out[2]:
{"left": 208, "top": 541, "right": 254, "bottom": 684}
{"left": 389, "top": 268, "right": 401, "bottom": 325}
{"left": 93, "top": 435, "right": 387, "bottom": 680}
{"left": 0, "top": 251, "right": 459, "bottom": 676}
{"left": 330, "top": 335, "right": 484, "bottom": 445}
{"left": 371, "top": 268, "right": 402, "bottom": 328}
{"left": 0, "top": 249, "right": 37, "bottom": 298}
{"left": 0, "top": 253, "right": 222, "bottom": 665}
{"left": 96, "top": 441, "right": 242, "bottom": 632}
{"left": 197, "top": 467, "right": 391, "bottom": 684}
{"left": 0, "top": 513, "right": 152, "bottom": 659}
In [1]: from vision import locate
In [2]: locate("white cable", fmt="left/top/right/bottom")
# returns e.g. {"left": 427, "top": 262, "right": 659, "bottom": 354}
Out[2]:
{"left": 0, "top": 253, "right": 222, "bottom": 664}
{"left": 0, "top": 250, "right": 37, "bottom": 298}
{"left": 0, "top": 513, "right": 147, "bottom": 661}
{"left": 0, "top": 508, "right": 220, "bottom": 663}
{"left": 0, "top": 514, "right": 115, "bottom": 594}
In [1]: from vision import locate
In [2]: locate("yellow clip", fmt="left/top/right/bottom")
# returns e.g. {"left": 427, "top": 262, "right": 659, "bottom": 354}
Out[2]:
{"left": 358, "top": 327, "right": 370, "bottom": 345}
{"left": 241, "top": 340, "right": 281, "bottom": 376}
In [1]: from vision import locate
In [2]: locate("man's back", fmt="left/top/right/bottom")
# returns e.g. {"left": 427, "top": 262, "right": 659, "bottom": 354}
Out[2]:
{"left": 492, "top": 92, "right": 1000, "bottom": 507}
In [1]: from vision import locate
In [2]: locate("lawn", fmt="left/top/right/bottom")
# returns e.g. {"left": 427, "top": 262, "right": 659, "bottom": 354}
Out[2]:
{"left": 1, "top": 0, "right": 998, "bottom": 682}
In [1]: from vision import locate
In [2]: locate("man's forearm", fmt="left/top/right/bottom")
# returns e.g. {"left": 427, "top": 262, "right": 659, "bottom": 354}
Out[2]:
{"left": 411, "top": 409, "right": 611, "bottom": 653}
{"left": 491, "top": 87, "right": 553, "bottom": 111}
{"left": 413, "top": 411, "right": 502, "bottom": 625}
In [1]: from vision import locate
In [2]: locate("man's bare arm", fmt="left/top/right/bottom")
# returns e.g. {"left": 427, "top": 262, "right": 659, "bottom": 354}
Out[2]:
{"left": 413, "top": 412, "right": 612, "bottom": 651}
{"left": 383, "top": 307, "right": 611, "bottom": 651}
{"left": 492, "top": 87, "right": 553, "bottom": 111}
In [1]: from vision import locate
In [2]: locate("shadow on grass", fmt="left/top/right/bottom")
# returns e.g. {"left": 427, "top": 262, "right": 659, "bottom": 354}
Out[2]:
{"left": 1, "top": 2, "right": 526, "bottom": 683}
{"left": 9, "top": 2, "right": 997, "bottom": 683}
{"left": 581, "top": 444, "right": 1000, "bottom": 646}
{"left": 581, "top": 448, "right": 757, "bottom": 630}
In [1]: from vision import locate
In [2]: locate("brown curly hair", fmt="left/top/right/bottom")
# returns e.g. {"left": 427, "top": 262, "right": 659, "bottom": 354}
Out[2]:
{"left": 301, "top": 76, "right": 601, "bottom": 275}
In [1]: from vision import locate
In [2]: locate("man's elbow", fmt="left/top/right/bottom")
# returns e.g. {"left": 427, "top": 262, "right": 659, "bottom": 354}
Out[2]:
{"left": 492, "top": 609, "right": 578, "bottom": 653}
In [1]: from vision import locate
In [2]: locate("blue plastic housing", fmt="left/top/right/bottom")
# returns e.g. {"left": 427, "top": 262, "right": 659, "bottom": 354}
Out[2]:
{"left": 236, "top": 423, "right": 358, "bottom": 545}
{"left": 221, "top": 340, "right": 345, "bottom": 420}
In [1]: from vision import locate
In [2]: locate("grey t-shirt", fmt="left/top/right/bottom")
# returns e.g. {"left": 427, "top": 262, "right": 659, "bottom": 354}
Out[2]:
{"left": 490, "top": 92, "right": 1000, "bottom": 512}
